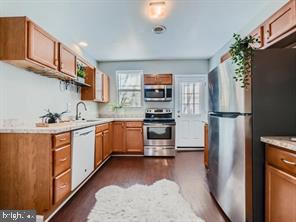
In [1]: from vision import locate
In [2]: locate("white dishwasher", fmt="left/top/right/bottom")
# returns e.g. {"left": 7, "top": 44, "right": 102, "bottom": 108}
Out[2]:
{"left": 71, "top": 126, "right": 95, "bottom": 191}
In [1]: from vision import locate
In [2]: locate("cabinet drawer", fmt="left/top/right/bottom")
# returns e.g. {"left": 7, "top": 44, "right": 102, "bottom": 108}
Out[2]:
{"left": 53, "top": 145, "right": 71, "bottom": 177}
{"left": 126, "top": 121, "right": 143, "bottom": 128}
{"left": 53, "top": 169, "right": 71, "bottom": 204}
{"left": 96, "top": 123, "right": 109, "bottom": 133}
{"left": 53, "top": 132, "right": 71, "bottom": 148}
{"left": 266, "top": 145, "right": 296, "bottom": 175}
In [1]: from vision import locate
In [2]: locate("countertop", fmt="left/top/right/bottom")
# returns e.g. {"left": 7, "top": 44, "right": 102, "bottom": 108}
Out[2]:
{"left": 0, "top": 118, "right": 144, "bottom": 134}
{"left": 261, "top": 136, "right": 296, "bottom": 152}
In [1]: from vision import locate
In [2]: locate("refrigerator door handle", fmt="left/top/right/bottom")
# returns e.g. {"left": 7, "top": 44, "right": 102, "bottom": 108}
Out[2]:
{"left": 209, "top": 112, "right": 241, "bottom": 118}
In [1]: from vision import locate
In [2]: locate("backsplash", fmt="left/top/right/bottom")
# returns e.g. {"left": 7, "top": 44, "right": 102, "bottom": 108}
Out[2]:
{"left": 0, "top": 62, "right": 99, "bottom": 126}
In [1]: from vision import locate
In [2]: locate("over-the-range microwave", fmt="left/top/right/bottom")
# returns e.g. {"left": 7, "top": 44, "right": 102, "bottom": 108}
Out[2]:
{"left": 144, "top": 85, "right": 172, "bottom": 102}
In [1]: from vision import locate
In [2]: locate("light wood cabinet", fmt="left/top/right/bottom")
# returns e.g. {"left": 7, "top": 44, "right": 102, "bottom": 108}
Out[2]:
{"left": 58, "top": 43, "right": 76, "bottom": 77}
{"left": 53, "top": 169, "right": 71, "bottom": 204}
{"left": 250, "top": 26, "right": 264, "bottom": 49}
{"left": 81, "top": 69, "right": 110, "bottom": 103}
{"left": 144, "top": 74, "right": 172, "bottom": 85}
{"left": 204, "top": 123, "right": 208, "bottom": 168}
{"left": 126, "top": 127, "right": 143, "bottom": 152}
{"left": 265, "top": 144, "right": 296, "bottom": 222}
{"left": 103, "top": 129, "right": 110, "bottom": 160}
{"left": 53, "top": 145, "right": 71, "bottom": 177}
{"left": 95, "top": 132, "right": 103, "bottom": 168}
{"left": 112, "top": 122, "right": 126, "bottom": 152}
{"left": 264, "top": 0, "right": 296, "bottom": 45}
{"left": 27, "top": 21, "right": 58, "bottom": 69}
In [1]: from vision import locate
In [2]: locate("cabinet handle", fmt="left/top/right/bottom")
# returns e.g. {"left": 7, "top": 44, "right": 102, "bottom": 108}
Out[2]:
{"left": 59, "top": 138, "right": 67, "bottom": 141}
{"left": 281, "top": 158, "right": 296, "bottom": 166}
{"left": 59, "top": 184, "right": 67, "bottom": 189}
{"left": 59, "top": 157, "right": 68, "bottom": 162}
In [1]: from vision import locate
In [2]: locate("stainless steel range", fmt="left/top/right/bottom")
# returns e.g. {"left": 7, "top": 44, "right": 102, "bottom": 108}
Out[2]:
{"left": 143, "top": 108, "right": 176, "bottom": 157}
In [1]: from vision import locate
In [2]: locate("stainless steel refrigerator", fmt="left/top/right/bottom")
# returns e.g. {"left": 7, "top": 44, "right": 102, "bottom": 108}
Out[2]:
{"left": 207, "top": 49, "right": 296, "bottom": 222}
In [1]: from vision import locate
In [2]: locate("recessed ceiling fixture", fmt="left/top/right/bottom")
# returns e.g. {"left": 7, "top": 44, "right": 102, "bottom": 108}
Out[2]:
{"left": 153, "top": 25, "right": 166, "bottom": 34}
{"left": 149, "top": 1, "right": 166, "bottom": 19}
{"left": 78, "top": 41, "right": 88, "bottom": 47}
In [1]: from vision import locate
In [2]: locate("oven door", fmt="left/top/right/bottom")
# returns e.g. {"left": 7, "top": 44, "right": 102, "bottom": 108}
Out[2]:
{"left": 143, "top": 123, "right": 175, "bottom": 146}
{"left": 144, "top": 85, "right": 166, "bottom": 101}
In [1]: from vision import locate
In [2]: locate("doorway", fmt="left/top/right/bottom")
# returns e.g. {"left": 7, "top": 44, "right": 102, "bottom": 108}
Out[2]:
{"left": 175, "top": 75, "right": 207, "bottom": 150}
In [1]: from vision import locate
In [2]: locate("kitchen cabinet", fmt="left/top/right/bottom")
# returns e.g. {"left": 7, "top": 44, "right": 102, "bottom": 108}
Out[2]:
{"left": 94, "top": 132, "right": 103, "bottom": 168}
{"left": 126, "top": 122, "right": 143, "bottom": 153}
{"left": 81, "top": 69, "right": 110, "bottom": 103}
{"left": 250, "top": 26, "right": 264, "bottom": 49}
{"left": 53, "top": 169, "right": 71, "bottom": 204}
{"left": 265, "top": 144, "right": 296, "bottom": 222}
{"left": 58, "top": 43, "right": 76, "bottom": 77}
{"left": 204, "top": 123, "right": 208, "bottom": 168}
{"left": 103, "top": 129, "right": 110, "bottom": 160}
{"left": 27, "top": 21, "right": 59, "bottom": 69}
{"left": 112, "top": 122, "right": 126, "bottom": 153}
{"left": 0, "top": 17, "right": 81, "bottom": 80}
{"left": 144, "top": 74, "right": 172, "bottom": 85}
{"left": 264, "top": 0, "right": 296, "bottom": 46}
{"left": 95, "top": 124, "right": 111, "bottom": 161}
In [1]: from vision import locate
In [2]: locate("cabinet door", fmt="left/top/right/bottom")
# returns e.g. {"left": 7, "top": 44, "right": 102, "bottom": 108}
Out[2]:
{"left": 95, "top": 132, "right": 103, "bottom": 168}
{"left": 27, "top": 21, "right": 58, "bottom": 69}
{"left": 112, "top": 122, "right": 125, "bottom": 152}
{"left": 59, "top": 43, "right": 76, "bottom": 77}
{"left": 265, "top": 0, "right": 296, "bottom": 44}
{"left": 102, "top": 74, "right": 110, "bottom": 102}
{"left": 126, "top": 127, "right": 143, "bottom": 153}
{"left": 250, "top": 26, "right": 264, "bottom": 48}
{"left": 157, "top": 74, "right": 172, "bottom": 85}
{"left": 266, "top": 164, "right": 296, "bottom": 222}
{"left": 103, "top": 130, "right": 110, "bottom": 160}
{"left": 144, "top": 74, "right": 158, "bottom": 85}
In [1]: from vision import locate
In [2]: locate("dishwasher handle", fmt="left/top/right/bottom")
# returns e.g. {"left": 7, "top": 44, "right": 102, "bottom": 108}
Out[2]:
{"left": 78, "top": 130, "right": 93, "bottom": 136}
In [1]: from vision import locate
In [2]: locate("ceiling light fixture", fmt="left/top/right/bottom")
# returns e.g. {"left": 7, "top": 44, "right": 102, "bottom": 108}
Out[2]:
{"left": 149, "top": 1, "right": 166, "bottom": 19}
{"left": 78, "top": 41, "right": 88, "bottom": 47}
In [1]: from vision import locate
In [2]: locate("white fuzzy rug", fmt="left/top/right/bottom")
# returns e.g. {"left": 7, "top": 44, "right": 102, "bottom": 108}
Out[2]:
{"left": 87, "top": 179, "right": 204, "bottom": 222}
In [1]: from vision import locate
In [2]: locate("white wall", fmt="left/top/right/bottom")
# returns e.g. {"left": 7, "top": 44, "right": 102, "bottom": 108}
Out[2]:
{"left": 0, "top": 62, "right": 99, "bottom": 125}
{"left": 97, "top": 60, "right": 208, "bottom": 116}
{"left": 209, "top": 0, "right": 289, "bottom": 71}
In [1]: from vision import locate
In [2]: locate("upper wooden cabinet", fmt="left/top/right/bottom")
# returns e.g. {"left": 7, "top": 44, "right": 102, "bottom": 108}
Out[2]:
{"left": 250, "top": 26, "right": 264, "bottom": 49}
{"left": 264, "top": 0, "right": 296, "bottom": 45}
{"left": 27, "top": 21, "right": 58, "bottom": 69}
{"left": 81, "top": 69, "right": 110, "bottom": 103}
{"left": 0, "top": 16, "right": 84, "bottom": 80}
{"left": 59, "top": 43, "right": 76, "bottom": 77}
{"left": 144, "top": 74, "right": 172, "bottom": 85}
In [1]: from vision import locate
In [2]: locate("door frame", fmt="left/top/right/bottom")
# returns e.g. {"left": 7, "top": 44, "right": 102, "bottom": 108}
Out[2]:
{"left": 174, "top": 74, "right": 208, "bottom": 151}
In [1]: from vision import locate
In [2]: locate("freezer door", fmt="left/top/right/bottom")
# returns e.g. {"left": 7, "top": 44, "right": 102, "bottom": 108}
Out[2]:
{"left": 208, "top": 59, "right": 251, "bottom": 113}
{"left": 207, "top": 113, "right": 251, "bottom": 222}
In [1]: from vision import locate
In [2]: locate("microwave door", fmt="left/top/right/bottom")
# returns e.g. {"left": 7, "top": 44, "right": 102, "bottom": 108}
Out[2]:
{"left": 144, "top": 86, "right": 166, "bottom": 101}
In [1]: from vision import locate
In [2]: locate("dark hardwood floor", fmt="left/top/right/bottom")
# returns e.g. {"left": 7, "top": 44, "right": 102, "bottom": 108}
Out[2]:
{"left": 50, "top": 151, "right": 226, "bottom": 222}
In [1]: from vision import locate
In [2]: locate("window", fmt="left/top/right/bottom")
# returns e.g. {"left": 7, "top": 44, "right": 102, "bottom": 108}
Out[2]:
{"left": 117, "top": 70, "right": 143, "bottom": 107}
{"left": 181, "top": 82, "right": 201, "bottom": 115}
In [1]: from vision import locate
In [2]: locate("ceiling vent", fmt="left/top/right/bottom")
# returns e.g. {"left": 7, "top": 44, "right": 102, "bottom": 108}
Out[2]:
{"left": 153, "top": 25, "right": 166, "bottom": 34}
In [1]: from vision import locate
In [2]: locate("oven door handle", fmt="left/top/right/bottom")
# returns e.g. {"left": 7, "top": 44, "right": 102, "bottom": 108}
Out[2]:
{"left": 144, "top": 123, "right": 176, "bottom": 126}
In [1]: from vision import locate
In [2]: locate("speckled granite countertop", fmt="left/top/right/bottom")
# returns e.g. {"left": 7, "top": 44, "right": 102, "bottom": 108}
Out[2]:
{"left": 0, "top": 118, "right": 144, "bottom": 134}
{"left": 261, "top": 136, "right": 296, "bottom": 152}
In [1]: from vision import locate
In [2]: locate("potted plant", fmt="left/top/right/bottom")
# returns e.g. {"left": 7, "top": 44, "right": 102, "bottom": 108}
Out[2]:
{"left": 40, "top": 109, "right": 67, "bottom": 124}
{"left": 229, "top": 33, "right": 259, "bottom": 88}
{"left": 77, "top": 63, "right": 86, "bottom": 84}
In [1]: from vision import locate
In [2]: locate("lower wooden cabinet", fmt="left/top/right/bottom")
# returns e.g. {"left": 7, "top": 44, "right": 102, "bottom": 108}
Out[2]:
{"left": 265, "top": 144, "right": 296, "bottom": 222}
{"left": 95, "top": 132, "right": 103, "bottom": 168}
{"left": 53, "top": 144, "right": 71, "bottom": 177}
{"left": 53, "top": 169, "right": 71, "bottom": 204}
{"left": 103, "top": 129, "right": 110, "bottom": 160}
{"left": 126, "top": 127, "right": 143, "bottom": 153}
{"left": 112, "top": 122, "right": 126, "bottom": 152}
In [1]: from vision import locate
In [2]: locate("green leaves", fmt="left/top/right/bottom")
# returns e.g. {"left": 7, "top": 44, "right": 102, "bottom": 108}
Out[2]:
{"left": 229, "top": 33, "right": 259, "bottom": 88}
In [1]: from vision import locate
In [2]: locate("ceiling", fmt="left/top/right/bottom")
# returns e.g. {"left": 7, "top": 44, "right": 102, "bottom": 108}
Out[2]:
{"left": 1, "top": 0, "right": 273, "bottom": 61}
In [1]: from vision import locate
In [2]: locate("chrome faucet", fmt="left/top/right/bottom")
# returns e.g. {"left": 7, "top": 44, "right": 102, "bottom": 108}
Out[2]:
{"left": 76, "top": 102, "right": 87, "bottom": 120}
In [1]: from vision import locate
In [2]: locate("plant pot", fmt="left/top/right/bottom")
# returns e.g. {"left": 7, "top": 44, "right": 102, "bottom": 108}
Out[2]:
{"left": 77, "top": 77, "right": 85, "bottom": 84}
